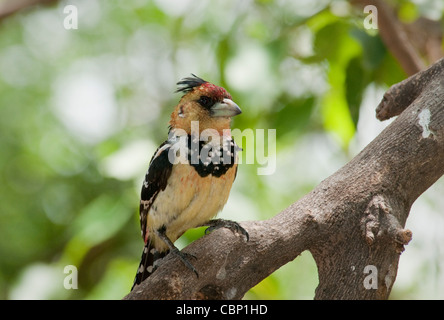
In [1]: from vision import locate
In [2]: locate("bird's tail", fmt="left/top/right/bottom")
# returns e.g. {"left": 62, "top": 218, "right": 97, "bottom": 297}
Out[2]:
{"left": 131, "top": 240, "right": 168, "bottom": 291}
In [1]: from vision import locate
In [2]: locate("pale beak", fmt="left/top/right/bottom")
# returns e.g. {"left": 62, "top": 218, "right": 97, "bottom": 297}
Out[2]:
{"left": 210, "top": 98, "right": 242, "bottom": 117}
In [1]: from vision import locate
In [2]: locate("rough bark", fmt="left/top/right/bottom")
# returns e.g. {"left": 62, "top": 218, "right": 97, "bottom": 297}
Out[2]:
{"left": 124, "top": 57, "right": 444, "bottom": 300}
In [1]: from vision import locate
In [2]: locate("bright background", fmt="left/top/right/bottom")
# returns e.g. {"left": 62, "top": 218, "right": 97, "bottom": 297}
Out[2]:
{"left": 0, "top": 0, "right": 443, "bottom": 299}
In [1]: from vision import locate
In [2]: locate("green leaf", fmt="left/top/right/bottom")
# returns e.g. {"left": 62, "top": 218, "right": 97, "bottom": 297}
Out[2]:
{"left": 345, "top": 57, "right": 367, "bottom": 127}
{"left": 315, "top": 21, "right": 361, "bottom": 147}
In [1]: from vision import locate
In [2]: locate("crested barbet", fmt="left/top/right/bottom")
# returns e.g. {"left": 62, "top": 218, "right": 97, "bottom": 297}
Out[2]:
{"left": 131, "top": 74, "right": 248, "bottom": 290}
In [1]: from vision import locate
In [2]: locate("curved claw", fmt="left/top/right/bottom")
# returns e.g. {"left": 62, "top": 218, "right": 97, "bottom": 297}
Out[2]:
{"left": 203, "top": 219, "right": 249, "bottom": 242}
{"left": 170, "top": 248, "right": 199, "bottom": 277}
{"left": 156, "top": 227, "right": 199, "bottom": 277}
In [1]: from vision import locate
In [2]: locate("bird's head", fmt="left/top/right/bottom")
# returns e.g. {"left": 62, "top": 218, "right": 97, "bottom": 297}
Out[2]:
{"left": 169, "top": 74, "right": 241, "bottom": 136}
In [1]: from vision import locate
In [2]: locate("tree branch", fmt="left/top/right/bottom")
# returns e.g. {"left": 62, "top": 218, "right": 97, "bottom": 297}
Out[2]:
{"left": 0, "top": 0, "right": 58, "bottom": 20}
{"left": 376, "top": 57, "right": 444, "bottom": 120}
{"left": 124, "top": 58, "right": 444, "bottom": 300}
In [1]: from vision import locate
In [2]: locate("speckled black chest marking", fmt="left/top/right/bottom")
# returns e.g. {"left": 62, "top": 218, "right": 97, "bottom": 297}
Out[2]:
{"left": 187, "top": 135, "right": 239, "bottom": 178}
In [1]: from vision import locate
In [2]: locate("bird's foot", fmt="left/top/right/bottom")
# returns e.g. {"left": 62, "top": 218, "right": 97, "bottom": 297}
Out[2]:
{"left": 202, "top": 219, "right": 249, "bottom": 241}
{"left": 169, "top": 248, "right": 199, "bottom": 277}
{"left": 156, "top": 227, "right": 199, "bottom": 277}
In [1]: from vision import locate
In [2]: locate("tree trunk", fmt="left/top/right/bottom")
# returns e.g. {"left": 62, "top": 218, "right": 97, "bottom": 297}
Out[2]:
{"left": 124, "top": 57, "right": 444, "bottom": 300}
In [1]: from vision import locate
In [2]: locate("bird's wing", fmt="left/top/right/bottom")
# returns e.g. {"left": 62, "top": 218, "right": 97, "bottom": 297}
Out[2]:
{"left": 139, "top": 141, "right": 173, "bottom": 243}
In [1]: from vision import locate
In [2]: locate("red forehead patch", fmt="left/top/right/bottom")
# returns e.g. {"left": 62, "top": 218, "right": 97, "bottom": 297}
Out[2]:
{"left": 199, "top": 82, "right": 231, "bottom": 100}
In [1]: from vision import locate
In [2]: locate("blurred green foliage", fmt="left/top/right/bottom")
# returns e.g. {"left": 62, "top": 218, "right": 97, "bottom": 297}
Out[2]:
{"left": 0, "top": 0, "right": 443, "bottom": 300}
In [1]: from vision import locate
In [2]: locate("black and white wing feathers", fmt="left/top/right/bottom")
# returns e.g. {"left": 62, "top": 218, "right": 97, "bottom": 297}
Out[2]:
{"left": 139, "top": 141, "right": 173, "bottom": 243}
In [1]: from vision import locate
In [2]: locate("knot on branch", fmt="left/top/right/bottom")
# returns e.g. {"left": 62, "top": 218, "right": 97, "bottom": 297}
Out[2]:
{"left": 361, "top": 195, "right": 412, "bottom": 253}
{"left": 376, "top": 81, "right": 420, "bottom": 121}
{"left": 376, "top": 57, "right": 444, "bottom": 121}
{"left": 361, "top": 195, "right": 388, "bottom": 245}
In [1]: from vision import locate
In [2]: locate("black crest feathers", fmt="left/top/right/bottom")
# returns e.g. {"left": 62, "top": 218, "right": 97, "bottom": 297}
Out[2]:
{"left": 176, "top": 74, "right": 207, "bottom": 94}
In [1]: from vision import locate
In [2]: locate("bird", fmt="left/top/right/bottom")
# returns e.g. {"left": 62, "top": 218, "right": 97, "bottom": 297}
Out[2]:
{"left": 131, "top": 74, "right": 248, "bottom": 291}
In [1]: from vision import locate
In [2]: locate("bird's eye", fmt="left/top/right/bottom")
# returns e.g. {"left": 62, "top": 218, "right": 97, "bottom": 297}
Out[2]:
{"left": 198, "top": 96, "right": 214, "bottom": 109}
